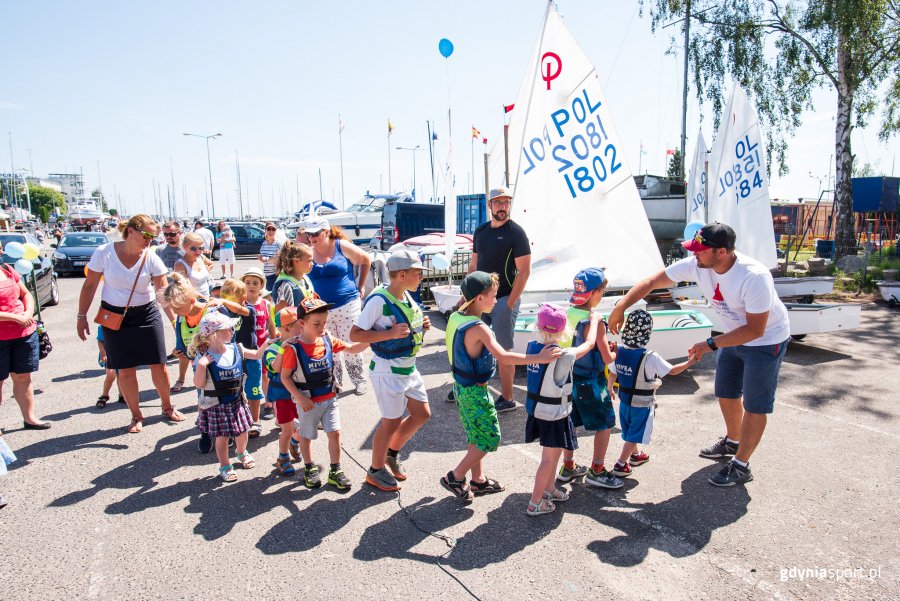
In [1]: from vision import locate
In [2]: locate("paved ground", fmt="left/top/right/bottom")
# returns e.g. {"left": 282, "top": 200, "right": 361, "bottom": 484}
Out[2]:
{"left": 1, "top": 255, "right": 897, "bottom": 601}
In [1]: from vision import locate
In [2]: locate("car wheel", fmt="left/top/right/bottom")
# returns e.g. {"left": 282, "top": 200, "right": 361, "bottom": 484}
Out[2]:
{"left": 45, "top": 276, "right": 60, "bottom": 307}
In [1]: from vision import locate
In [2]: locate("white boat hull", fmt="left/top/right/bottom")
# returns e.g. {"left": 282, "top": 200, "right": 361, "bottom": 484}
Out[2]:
{"left": 514, "top": 308, "right": 711, "bottom": 361}
{"left": 877, "top": 281, "right": 900, "bottom": 306}
{"left": 676, "top": 300, "right": 861, "bottom": 337}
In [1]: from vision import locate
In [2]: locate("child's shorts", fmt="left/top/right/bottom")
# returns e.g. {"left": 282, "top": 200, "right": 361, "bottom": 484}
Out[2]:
{"left": 570, "top": 377, "right": 616, "bottom": 431}
{"left": 297, "top": 397, "right": 340, "bottom": 440}
{"left": 243, "top": 358, "right": 264, "bottom": 401}
{"left": 371, "top": 370, "right": 428, "bottom": 419}
{"left": 274, "top": 399, "right": 298, "bottom": 425}
{"left": 619, "top": 401, "right": 656, "bottom": 445}
{"left": 454, "top": 384, "right": 501, "bottom": 453}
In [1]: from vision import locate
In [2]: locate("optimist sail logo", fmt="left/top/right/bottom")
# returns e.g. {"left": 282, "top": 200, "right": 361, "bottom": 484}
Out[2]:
{"left": 541, "top": 52, "right": 562, "bottom": 90}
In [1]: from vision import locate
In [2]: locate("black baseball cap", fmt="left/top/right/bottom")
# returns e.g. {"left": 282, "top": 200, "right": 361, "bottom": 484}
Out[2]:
{"left": 682, "top": 222, "right": 736, "bottom": 252}
{"left": 460, "top": 271, "right": 495, "bottom": 302}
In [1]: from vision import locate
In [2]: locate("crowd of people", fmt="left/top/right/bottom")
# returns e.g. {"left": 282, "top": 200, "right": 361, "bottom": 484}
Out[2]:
{"left": 1, "top": 187, "right": 791, "bottom": 514}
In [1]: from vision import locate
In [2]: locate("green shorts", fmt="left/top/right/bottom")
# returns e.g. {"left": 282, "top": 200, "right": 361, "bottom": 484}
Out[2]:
{"left": 455, "top": 384, "right": 501, "bottom": 453}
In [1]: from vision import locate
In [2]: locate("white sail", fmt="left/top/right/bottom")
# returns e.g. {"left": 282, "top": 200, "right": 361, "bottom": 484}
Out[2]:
{"left": 495, "top": 3, "right": 663, "bottom": 291}
{"left": 686, "top": 130, "right": 708, "bottom": 224}
{"left": 707, "top": 83, "right": 777, "bottom": 268}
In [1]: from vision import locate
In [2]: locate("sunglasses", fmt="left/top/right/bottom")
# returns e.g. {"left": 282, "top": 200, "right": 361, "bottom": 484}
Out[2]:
{"left": 188, "top": 245, "right": 203, "bottom": 252}
{"left": 265, "top": 226, "right": 276, "bottom": 231}
{"left": 134, "top": 228, "right": 155, "bottom": 240}
{"left": 306, "top": 230, "right": 325, "bottom": 237}
{"left": 163, "top": 232, "right": 179, "bottom": 238}
{"left": 693, "top": 231, "right": 724, "bottom": 249}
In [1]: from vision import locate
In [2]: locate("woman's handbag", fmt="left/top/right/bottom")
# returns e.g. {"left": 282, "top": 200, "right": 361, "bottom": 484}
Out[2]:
{"left": 94, "top": 251, "right": 147, "bottom": 331}
{"left": 36, "top": 321, "right": 52, "bottom": 359}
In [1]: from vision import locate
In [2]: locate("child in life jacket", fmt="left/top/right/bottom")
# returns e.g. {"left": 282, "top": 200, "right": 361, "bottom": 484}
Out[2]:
{"left": 242, "top": 267, "right": 276, "bottom": 418}
{"left": 266, "top": 307, "right": 305, "bottom": 476}
{"left": 441, "top": 271, "right": 561, "bottom": 501}
{"left": 557, "top": 268, "right": 622, "bottom": 490}
{"left": 525, "top": 304, "right": 602, "bottom": 516}
{"left": 350, "top": 249, "right": 431, "bottom": 492}
{"left": 271, "top": 241, "right": 315, "bottom": 313}
{"left": 189, "top": 312, "right": 270, "bottom": 482}
{"left": 608, "top": 309, "right": 697, "bottom": 478}
{"left": 281, "top": 297, "right": 368, "bottom": 490}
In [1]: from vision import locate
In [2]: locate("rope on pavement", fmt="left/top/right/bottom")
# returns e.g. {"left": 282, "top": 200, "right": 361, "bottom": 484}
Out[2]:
{"left": 341, "top": 442, "right": 482, "bottom": 601}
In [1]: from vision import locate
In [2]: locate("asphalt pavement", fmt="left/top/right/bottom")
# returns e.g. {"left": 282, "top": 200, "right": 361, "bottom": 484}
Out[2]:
{"left": 1, "top": 255, "right": 897, "bottom": 601}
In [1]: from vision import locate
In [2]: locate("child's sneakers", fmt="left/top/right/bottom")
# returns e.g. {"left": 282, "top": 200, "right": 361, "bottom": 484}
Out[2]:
{"left": 557, "top": 463, "right": 588, "bottom": 483}
{"left": 385, "top": 454, "right": 407, "bottom": 481}
{"left": 366, "top": 467, "right": 400, "bottom": 491}
{"left": 303, "top": 464, "right": 322, "bottom": 488}
{"left": 629, "top": 451, "right": 650, "bottom": 466}
{"left": 327, "top": 468, "right": 352, "bottom": 490}
{"left": 585, "top": 467, "right": 624, "bottom": 489}
{"left": 611, "top": 461, "right": 632, "bottom": 477}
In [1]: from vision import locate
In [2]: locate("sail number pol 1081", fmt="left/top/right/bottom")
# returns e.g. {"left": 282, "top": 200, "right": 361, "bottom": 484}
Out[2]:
{"left": 718, "top": 134, "right": 764, "bottom": 204}
{"left": 520, "top": 87, "right": 622, "bottom": 199}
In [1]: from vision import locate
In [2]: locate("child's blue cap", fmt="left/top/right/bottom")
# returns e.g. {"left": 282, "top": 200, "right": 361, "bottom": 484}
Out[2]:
{"left": 569, "top": 268, "right": 606, "bottom": 305}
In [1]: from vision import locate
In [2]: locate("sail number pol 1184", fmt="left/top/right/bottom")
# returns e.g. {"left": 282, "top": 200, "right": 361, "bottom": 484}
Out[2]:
{"left": 520, "top": 86, "right": 622, "bottom": 199}
{"left": 718, "top": 135, "right": 764, "bottom": 204}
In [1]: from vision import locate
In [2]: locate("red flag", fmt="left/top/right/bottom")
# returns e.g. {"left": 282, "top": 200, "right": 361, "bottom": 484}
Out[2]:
{"left": 504, "top": 104, "right": 515, "bottom": 113}
{"left": 482, "top": 137, "right": 487, "bottom": 145}
{"left": 666, "top": 148, "right": 675, "bottom": 156}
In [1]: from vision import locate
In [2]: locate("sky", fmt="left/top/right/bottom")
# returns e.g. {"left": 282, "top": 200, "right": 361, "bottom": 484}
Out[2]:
{"left": 1, "top": 1, "right": 896, "bottom": 218}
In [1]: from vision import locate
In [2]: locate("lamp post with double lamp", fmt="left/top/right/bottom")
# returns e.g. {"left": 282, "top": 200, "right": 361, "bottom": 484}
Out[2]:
{"left": 395, "top": 145, "right": 422, "bottom": 200}
{"left": 183, "top": 132, "right": 222, "bottom": 218}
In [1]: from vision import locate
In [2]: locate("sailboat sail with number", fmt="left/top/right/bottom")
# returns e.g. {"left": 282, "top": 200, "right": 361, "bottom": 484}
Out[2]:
{"left": 501, "top": 2, "right": 712, "bottom": 359}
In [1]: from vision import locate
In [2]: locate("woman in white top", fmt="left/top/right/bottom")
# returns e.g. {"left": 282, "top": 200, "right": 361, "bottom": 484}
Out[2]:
{"left": 77, "top": 214, "right": 186, "bottom": 434}
{"left": 169, "top": 232, "right": 213, "bottom": 391}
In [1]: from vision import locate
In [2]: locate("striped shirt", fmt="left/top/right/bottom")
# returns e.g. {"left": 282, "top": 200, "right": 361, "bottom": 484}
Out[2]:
{"left": 259, "top": 239, "right": 283, "bottom": 275}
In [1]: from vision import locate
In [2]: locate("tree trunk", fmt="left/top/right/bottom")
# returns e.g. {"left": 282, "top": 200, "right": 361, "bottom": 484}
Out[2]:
{"left": 833, "top": 31, "right": 857, "bottom": 259}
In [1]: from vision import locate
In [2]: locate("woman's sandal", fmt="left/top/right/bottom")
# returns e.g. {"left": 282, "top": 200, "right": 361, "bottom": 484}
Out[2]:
{"left": 162, "top": 406, "right": 186, "bottom": 422}
{"left": 127, "top": 418, "right": 143, "bottom": 434}
{"left": 470, "top": 477, "right": 506, "bottom": 496}
{"left": 219, "top": 465, "right": 237, "bottom": 482}
{"left": 170, "top": 379, "right": 185, "bottom": 393}
{"left": 236, "top": 451, "right": 256, "bottom": 469}
{"left": 96, "top": 395, "right": 109, "bottom": 409}
{"left": 543, "top": 488, "right": 570, "bottom": 502}
{"left": 527, "top": 498, "right": 556, "bottom": 516}
{"left": 440, "top": 471, "right": 474, "bottom": 500}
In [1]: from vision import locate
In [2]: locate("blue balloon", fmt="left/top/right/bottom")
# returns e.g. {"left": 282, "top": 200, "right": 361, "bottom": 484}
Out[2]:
{"left": 14, "top": 259, "right": 33, "bottom": 275}
{"left": 438, "top": 38, "right": 454, "bottom": 58}
{"left": 683, "top": 220, "right": 705, "bottom": 241}
{"left": 4, "top": 241, "right": 24, "bottom": 259}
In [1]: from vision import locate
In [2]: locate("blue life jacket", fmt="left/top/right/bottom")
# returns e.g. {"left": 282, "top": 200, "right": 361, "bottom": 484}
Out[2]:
{"left": 200, "top": 343, "right": 244, "bottom": 405}
{"left": 445, "top": 312, "right": 495, "bottom": 387}
{"left": 525, "top": 341, "right": 572, "bottom": 416}
{"left": 288, "top": 335, "right": 335, "bottom": 399}
{"left": 572, "top": 316, "right": 607, "bottom": 380}
{"left": 614, "top": 346, "right": 660, "bottom": 407}
{"left": 263, "top": 343, "right": 290, "bottom": 402}
{"left": 365, "top": 286, "right": 425, "bottom": 360}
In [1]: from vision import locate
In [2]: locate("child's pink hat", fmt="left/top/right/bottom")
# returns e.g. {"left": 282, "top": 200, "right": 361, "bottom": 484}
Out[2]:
{"left": 537, "top": 304, "right": 567, "bottom": 333}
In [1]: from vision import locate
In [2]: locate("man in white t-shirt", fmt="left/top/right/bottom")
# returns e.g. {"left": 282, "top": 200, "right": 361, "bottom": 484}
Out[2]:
{"left": 194, "top": 221, "right": 214, "bottom": 260}
{"left": 609, "top": 223, "right": 790, "bottom": 488}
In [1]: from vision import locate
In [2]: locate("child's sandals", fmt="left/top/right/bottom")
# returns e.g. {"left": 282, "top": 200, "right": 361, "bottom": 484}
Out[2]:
{"left": 275, "top": 455, "right": 296, "bottom": 476}
{"left": 236, "top": 451, "right": 255, "bottom": 469}
{"left": 470, "top": 477, "right": 505, "bottom": 496}
{"left": 219, "top": 465, "right": 237, "bottom": 482}
{"left": 543, "top": 488, "right": 570, "bottom": 502}
{"left": 440, "top": 471, "right": 474, "bottom": 500}
{"left": 527, "top": 498, "right": 556, "bottom": 516}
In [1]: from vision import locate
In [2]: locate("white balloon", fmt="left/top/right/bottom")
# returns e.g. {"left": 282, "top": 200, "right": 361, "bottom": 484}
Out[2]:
{"left": 431, "top": 253, "right": 450, "bottom": 270}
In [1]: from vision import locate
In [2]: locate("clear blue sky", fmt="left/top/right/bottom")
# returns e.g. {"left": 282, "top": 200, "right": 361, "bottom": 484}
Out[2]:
{"left": 2, "top": 1, "right": 895, "bottom": 217}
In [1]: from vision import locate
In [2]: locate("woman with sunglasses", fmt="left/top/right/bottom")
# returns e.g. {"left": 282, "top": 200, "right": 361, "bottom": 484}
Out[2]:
{"left": 77, "top": 214, "right": 186, "bottom": 433}
{"left": 170, "top": 232, "right": 215, "bottom": 392}
{"left": 258, "top": 222, "right": 284, "bottom": 292}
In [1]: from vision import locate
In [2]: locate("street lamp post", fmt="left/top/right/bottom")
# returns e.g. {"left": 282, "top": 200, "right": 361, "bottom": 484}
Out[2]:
{"left": 183, "top": 132, "right": 222, "bottom": 217}
{"left": 395, "top": 145, "right": 422, "bottom": 200}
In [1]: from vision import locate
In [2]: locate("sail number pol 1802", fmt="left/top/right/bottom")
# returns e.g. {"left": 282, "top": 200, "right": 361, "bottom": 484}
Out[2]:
{"left": 717, "top": 134, "right": 764, "bottom": 204}
{"left": 520, "top": 86, "right": 622, "bottom": 199}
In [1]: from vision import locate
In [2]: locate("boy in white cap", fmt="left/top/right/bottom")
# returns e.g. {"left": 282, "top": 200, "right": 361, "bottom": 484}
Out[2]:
{"left": 350, "top": 249, "right": 431, "bottom": 491}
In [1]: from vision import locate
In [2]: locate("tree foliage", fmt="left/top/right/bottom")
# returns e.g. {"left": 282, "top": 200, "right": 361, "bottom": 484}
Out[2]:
{"left": 667, "top": 149, "right": 684, "bottom": 179}
{"left": 27, "top": 184, "right": 66, "bottom": 222}
{"left": 641, "top": 0, "right": 900, "bottom": 258}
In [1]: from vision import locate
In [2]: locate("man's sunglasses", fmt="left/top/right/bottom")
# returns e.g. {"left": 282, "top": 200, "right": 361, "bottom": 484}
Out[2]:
{"left": 693, "top": 231, "right": 725, "bottom": 248}
{"left": 163, "top": 232, "right": 179, "bottom": 238}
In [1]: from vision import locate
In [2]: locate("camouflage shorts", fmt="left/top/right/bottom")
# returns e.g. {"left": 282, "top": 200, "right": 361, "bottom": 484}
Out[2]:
{"left": 455, "top": 384, "right": 501, "bottom": 453}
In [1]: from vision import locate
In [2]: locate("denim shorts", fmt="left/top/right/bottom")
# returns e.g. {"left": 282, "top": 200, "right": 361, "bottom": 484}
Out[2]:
{"left": 487, "top": 295, "right": 520, "bottom": 350}
{"left": 714, "top": 339, "right": 790, "bottom": 414}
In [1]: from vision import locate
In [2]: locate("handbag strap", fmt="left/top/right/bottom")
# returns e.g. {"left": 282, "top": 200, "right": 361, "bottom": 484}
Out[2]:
{"left": 122, "top": 251, "right": 149, "bottom": 314}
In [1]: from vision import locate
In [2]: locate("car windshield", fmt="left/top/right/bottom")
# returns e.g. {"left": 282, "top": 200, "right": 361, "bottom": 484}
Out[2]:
{"left": 60, "top": 235, "right": 106, "bottom": 247}
{"left": 346, "top": 196, "right": 387, "bottom": 213}
{"left": 0, "top": 234, "right": 26, "bottom": 247}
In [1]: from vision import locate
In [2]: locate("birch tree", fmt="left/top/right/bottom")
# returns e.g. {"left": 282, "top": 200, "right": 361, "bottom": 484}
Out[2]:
{"left": 643, "top": 0, "right": 900, "bottom": 258}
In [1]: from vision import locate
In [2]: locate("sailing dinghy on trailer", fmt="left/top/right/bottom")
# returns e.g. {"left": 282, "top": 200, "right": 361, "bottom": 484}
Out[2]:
{"left": 490, "top": 2, "right": 711, "bottom": 360}
{"left": 674, "top": 83, "right": 859, "bottom": 338}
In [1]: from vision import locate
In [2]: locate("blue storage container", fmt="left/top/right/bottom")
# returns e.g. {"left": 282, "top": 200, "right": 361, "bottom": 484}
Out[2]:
{"left": 456, "top": 194, "right": 487, "bottom": 234}
{"left": 815, "top": 239, "right": 835, "bottom": 258}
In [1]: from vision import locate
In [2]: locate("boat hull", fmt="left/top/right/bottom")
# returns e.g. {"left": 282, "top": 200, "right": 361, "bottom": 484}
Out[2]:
{"left": 876, "top": 281, "right": 900, "bottom": 306}
{"left": 675, "top": 300, "right": 861, "bottom": 337}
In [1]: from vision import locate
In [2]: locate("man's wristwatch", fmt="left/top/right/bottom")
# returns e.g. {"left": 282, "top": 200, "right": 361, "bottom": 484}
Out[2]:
{"left": 706, "top": 337, "right": 718, "bottom": 351}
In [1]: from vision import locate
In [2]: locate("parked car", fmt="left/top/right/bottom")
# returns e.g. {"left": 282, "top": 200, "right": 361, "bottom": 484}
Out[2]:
{"left": 0, "top": 233, "right": 60, "bottom": 308}
{"left": 51, "top": 232, "right": 111, "bottom": 276}
{"left": 378, "top": 202, "right": 445, "bottom": 250}
{"left": 204, "top": 222, "right": 266, "bottom": 259}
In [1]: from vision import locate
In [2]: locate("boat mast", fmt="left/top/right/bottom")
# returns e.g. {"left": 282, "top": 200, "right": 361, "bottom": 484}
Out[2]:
{"left": 680, "top": 0, "right": 690, "bottom": 181}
